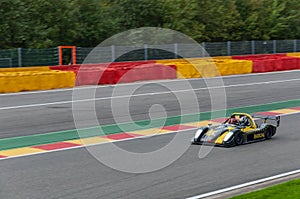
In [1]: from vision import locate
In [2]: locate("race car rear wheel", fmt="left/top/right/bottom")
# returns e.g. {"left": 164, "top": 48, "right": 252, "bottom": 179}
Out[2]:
{"left": 265, "top": 128, "right": 273, "bottom": 140}
{"left": 234, "top": 133, "right": 244, "bottom": 146}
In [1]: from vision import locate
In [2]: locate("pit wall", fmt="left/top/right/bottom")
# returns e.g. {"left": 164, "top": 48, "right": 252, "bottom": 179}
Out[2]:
{"left": 0, "top": 53, "right": 300, "bottom": 93}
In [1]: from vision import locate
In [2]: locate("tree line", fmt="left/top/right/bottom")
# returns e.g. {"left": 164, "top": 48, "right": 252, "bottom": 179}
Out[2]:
{"left": 0, "top": 0, "right": 299, "bottom": 49}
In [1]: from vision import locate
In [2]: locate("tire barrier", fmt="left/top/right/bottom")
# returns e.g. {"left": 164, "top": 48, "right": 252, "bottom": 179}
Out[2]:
{"left": 0, "top": 70, "right": 75, "bottom": 93}
{"left": 232, "top": 54, "right": 300, "bottom": 73}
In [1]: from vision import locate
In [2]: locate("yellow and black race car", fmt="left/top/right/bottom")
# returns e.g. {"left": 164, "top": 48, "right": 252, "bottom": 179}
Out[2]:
{"left": 191, "top": 113, "right": 280, "bottom": 147}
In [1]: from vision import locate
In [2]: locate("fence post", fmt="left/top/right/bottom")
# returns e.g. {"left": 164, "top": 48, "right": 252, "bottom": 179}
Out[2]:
{"left": 57, "top": 46, "right": 60, "bottom": 65}
{"left": 174, "top": 43, "right": 178, "bottom": 59}
{"left": 111, "top": 45, "right": 115, "bottom": 62}
{"left": 227, "top": 41, "right": 231, "bottom": 56}
{"left": 294, "top": 40, "right": 297, "bottom": 52}
{"left": 201, "top": 42, "right": 206, "bottom": 57}
{"left": 273, "top": 40, "right": 277, "bottom": 54}
{"left": 251, "top": 40, "right": 255, "bottom": 54}
{"left": 144, "top": 44, "right": 148, "bottom": 61}
{"left": 72, "top": 46, "right": 77, "bottom": 65}
{"left": 58, "top": 46, "right": 63, "bottom": 65}
{"left": 18, "top": 48, "right": 22, "bottom": 67}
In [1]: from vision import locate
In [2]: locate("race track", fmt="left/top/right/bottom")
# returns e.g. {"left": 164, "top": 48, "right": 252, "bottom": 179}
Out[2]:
{"left": 1, "top": 70, "right": 300, "bottom": 138}
{"left": 0, "top": 70, "right": 300, "bottom": 199}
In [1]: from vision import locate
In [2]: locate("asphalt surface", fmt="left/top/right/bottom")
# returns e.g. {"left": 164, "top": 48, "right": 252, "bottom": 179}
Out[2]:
{"left": 0, "top": 70, "right": 300, "bottom": 138}
{"left": 0, "top": 70, "right": 300, "bottom": 199}
{"left": 1, "top": 113, "right": 300, "bottom": 199}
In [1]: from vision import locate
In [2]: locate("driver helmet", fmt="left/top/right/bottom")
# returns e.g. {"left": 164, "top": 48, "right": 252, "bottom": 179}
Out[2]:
{"left": 240, "top": 116, "right": 249, "bottom": 126}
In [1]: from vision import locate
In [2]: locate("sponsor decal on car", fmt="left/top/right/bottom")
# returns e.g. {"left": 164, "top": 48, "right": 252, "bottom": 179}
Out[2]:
{"left": 254, "top": 133, "right": 265, "bottom": 139}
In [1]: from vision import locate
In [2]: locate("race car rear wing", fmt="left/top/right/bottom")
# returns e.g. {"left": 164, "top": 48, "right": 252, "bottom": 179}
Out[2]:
{"left": 251, "top": 114, "right": 281, "bottom": 127}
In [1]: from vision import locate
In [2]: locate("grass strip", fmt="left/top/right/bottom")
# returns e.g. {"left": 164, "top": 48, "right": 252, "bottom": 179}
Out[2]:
{"left": 229, "top": 178, "right": 300, "bottom": 199}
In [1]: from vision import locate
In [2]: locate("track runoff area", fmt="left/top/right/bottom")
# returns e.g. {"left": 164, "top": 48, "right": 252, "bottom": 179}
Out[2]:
{"left": 0, "top": 70, "right": 300, "bottom": 199}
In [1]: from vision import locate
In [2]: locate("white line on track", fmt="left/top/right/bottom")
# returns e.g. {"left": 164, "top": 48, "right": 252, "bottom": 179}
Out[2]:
{"left": 186, "top": 169, "right": 300, "bottom": 199}
{"left": 0, "top": 69, "right": 299, "bottom": 97}
{"left": 0, "top": 77, "right": 300, "bottom": 110}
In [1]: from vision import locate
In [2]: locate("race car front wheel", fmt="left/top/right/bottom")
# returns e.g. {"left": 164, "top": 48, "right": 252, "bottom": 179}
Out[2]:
{"left": 234, "top": 133, "right": 244, "bottom": 146}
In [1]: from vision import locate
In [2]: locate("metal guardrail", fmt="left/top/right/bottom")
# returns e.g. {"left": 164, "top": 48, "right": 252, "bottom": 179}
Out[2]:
{"left": 0, "top": 40, "right": 299, "bottom": 67}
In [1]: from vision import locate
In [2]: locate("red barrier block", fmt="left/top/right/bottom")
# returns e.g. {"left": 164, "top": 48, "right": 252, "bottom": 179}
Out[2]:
{"left": 99, "top": 68, "right": 119, "bottom": 84}
{"left": 115, "top": 64, "right": 177, "bottom": 83}
{"left": 75, "top": 69, "right": 102, "bottom": 85}
{"left": 232, "top": 54, "right": 300, "bottom": 73}
{"left": 51, "top": 61, "right": 176, "bottom": 85}
{"left": 252, "top": 59, "right": 275, "bottom": 73}
{"left": 252, "top": 57, "right": 300, "bottom": 73}
{"left": 280, "top": 57, "right": 300, "bottom": 70}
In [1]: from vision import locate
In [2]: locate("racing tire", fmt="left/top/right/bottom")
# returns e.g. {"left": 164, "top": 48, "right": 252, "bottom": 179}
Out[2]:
{"left": 234, "top": 133, "right": 244, "bottom": 146}
{"left": 264, "top": 128, "right": 273, "bottom": 140}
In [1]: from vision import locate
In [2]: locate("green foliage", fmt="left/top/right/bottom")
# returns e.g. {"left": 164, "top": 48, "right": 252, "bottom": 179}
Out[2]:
{"left": 0, "top": 0, "right": 27, "bottom": 48}
{"left": 0, "top": 0, "right": 299, "bottom": 49}
{"left": 235, "top": 0, "right": 300, "bottom": 40}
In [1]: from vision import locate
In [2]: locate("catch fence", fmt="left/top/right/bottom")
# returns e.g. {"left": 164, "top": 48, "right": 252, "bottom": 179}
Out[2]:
{"left": 0, "top": 40, "right": 299, "bottom": 67}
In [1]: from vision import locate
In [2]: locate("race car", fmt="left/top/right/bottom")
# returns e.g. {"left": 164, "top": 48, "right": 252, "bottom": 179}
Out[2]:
{"left": 191, "top": 113, "right": 280, "bottom": 147}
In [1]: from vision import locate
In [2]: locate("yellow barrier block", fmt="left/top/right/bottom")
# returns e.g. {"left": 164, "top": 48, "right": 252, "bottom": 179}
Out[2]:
{"left": 158, "top": 58, "right": 221, "bottom": 78}
{"left": 215, "top": 59, "right": 253, "bottom": 76}
{"left": 157, "top": 58, "right": 211, "bottom": 78}
{"left": 189, "top": 58, "right": 220, "bottom": 78}
{"left": 157, "top": 58, "right": 252, "bottom": 79}
{"left": 213, "top": 56, "right": 233, "bottom": 60}
{"left": 287, "top": 52, "right": 300, "bottom": 58}
{"left": 0, "top": 66, "right": 50, "bottom": 72}
{"left": 0, "top": 70, "right": 75, "bottom": 93}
